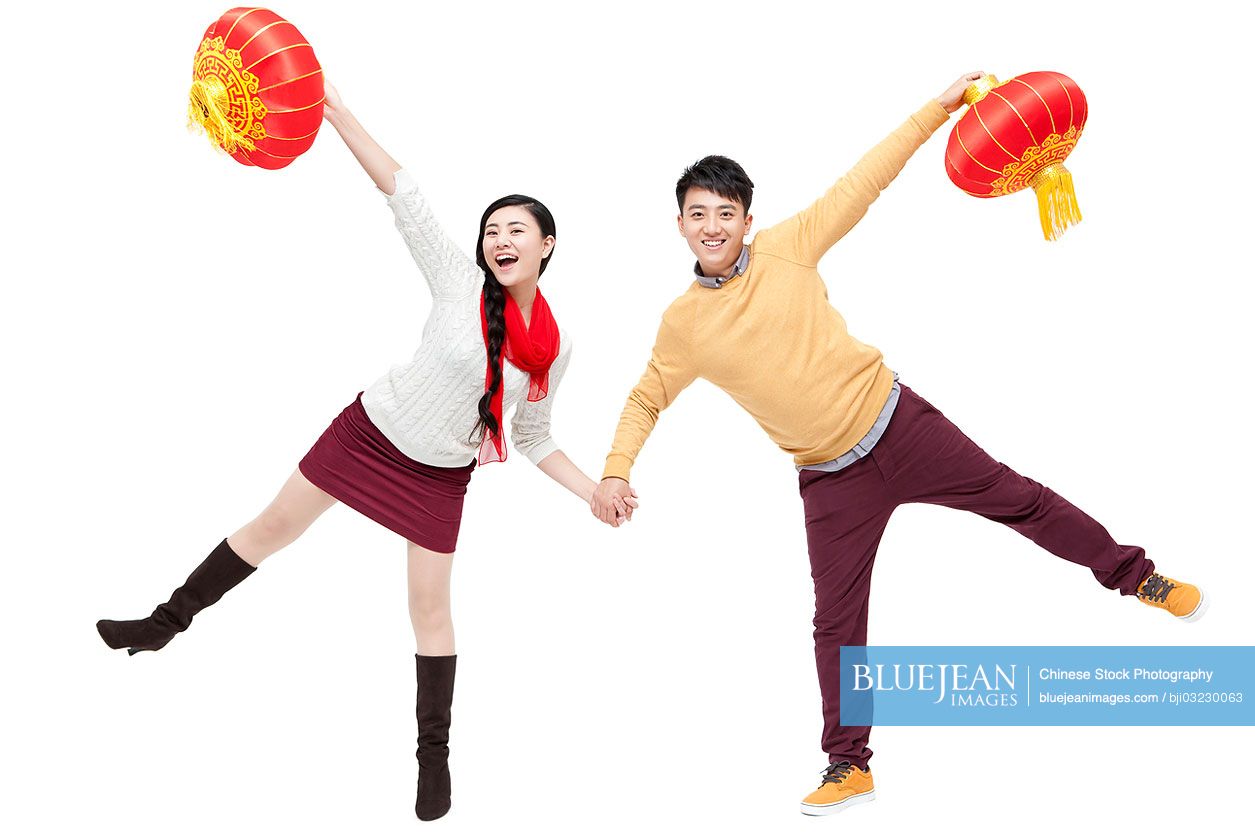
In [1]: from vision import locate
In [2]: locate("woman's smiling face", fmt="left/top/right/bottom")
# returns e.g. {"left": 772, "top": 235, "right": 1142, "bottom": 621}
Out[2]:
{"left": 482, "top": 205, "right": 554, "bottom": 286}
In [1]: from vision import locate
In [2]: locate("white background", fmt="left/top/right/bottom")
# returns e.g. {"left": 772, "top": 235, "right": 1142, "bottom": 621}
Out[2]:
{"left": 3, "top": 1, "right": 1251, "bottom": 833}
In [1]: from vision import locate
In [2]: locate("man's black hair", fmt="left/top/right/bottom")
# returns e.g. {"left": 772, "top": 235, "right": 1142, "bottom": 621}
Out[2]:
{"left": 675, "top": 155, "right": 755, "bottom": 214}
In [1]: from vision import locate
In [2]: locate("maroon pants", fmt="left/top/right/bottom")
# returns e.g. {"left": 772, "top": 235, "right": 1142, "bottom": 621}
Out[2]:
{"left": 798, "top": 385, "right": 1153, "bottom": 769}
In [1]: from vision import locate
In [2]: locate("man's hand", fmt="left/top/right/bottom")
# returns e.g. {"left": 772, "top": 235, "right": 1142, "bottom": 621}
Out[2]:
{"left": 937, "top": 71, "right": 987, "bottom": 114}
{"left": 591, "top": 477, "right": 640, "bottom": 528}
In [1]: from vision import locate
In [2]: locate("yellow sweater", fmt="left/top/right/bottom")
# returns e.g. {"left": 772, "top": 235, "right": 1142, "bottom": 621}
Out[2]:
{"left": 603, "top": 99, "right": 952, "bottom": 482}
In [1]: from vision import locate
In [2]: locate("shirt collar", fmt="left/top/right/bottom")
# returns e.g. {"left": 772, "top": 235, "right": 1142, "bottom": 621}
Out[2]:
{"left": 693, "top": 245, "right": 750, "bottom": 289}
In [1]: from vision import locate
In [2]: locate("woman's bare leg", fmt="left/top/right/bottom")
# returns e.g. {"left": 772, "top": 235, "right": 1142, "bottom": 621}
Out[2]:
{"left": 228, "top": 469, "right": 338, "bottom": 567}
{"left": 407, "top": 540, "right": 455, "bottom": 655}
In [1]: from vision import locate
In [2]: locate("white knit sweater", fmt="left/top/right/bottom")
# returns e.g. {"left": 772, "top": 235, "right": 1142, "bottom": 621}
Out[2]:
{"left": 359, "top": 169, "right": 570, "bottom": 468}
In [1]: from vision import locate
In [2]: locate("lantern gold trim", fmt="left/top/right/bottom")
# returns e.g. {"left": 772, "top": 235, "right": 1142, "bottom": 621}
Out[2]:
{"left": 961, "top": 74, "right": 1001, "bottom": 107}
{"left": 187, "top": 36, "right": 267, "bottom": 154}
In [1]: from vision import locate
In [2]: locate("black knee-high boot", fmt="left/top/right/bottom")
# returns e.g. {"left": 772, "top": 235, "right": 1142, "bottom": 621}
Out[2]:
{"left": 415, "top": 653, "right": 456, "bottom": 821}
{"left": 96, "top": 538, "right": 256, "bottom": 655}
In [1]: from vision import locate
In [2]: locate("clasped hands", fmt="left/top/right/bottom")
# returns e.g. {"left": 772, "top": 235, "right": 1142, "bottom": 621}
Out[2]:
{"left": 590, "top": 477, "right": 639, "bottom": 528}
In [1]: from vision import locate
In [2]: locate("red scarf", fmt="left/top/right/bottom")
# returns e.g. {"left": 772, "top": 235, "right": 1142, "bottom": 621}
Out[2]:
{"left": 477, "top": 287, "right": 560, "bottom": 464}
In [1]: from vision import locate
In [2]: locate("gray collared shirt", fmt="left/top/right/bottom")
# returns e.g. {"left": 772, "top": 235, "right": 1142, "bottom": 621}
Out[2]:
{"left": 693, "top": 245, "right": 750, "bottom": 288}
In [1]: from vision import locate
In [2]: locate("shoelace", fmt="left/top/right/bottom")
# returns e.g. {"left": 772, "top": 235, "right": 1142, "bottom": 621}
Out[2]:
{"left": 1139, "top": 573, "right": 1175, "bottom": 603}
{"left": 821, "top": 761, "right": 855, "bottom": 785}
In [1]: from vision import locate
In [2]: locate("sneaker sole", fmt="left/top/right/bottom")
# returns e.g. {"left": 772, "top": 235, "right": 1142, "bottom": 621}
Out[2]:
{"left": 800, "top": 789, "right": 876, "bottom": 816}
{"left": 1179, "top": 587, "right": 1208, "bottom": 623}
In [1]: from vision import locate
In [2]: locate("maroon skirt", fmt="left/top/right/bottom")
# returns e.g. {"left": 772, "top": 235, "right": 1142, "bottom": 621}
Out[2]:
{"left": 298, "top": 393, "right": 475, "bottom": 553}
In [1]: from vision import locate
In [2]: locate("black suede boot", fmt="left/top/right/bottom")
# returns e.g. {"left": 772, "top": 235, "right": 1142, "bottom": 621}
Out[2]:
{"left": 415, "top": 653, "right": 456, "bottom": 821}
{"left": 96, "top": 538, "right": 256, "bottom": 655}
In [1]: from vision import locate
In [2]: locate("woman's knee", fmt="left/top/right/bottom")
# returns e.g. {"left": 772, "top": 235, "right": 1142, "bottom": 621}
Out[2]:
{"left": 239, "top": 473, "right": 333, "bottom": 553}
{"left": 408, "top": 584, "right": 451, "bottom": 621}
{"left": 409, "top": 601, "right": 452, "bottom": 637}
{"left": 241, "top": 497, "right": 321, "bottom": 556}
{"left": 255, "top": 504, "right": 306, "bottom": 546}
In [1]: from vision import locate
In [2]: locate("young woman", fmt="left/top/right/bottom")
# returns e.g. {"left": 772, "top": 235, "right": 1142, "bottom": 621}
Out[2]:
{"left": 96, "top": 81, "right": 633, "bottom": 821}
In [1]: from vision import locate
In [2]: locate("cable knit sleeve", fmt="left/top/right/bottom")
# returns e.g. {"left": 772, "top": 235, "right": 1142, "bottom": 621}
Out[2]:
{"left": 510, "top": 339, "right": 573, "bottom": 466}
{"left": 384, "top": 169, "right": 482, "bottom": 299}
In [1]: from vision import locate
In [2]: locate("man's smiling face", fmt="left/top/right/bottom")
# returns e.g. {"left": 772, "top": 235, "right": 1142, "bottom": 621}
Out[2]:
{"left": 678, "top": 187, "right": 753, "bottom": 279}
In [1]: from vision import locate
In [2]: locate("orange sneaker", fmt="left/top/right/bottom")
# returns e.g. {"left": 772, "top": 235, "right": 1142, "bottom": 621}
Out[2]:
{"left": 1136, "top": 572, "right": 1207, "bottom": 622}
{"left": 800, "top": 761, "right": 876, "bottom": 816}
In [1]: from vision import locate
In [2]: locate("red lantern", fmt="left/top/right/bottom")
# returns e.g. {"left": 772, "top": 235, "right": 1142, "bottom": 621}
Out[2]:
{"left": 945, "top": 71, "right": 1088, "bottom": 240}
{"left": 188, "top": 8, "right": 324, "bottom": 170}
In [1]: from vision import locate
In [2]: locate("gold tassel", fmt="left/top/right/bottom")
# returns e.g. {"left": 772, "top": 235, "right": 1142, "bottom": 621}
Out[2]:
{"left": 1031, "top": 164, "right": 1082, "bottom": 241}
{"left": 187, "top": 77, "right": 257, "bottom": 154}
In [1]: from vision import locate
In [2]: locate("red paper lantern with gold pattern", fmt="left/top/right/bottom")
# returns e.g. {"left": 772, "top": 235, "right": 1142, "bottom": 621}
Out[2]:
{"left": 188, "top": 8, "right": 324, "bottom": 170}
{"left": 945, "top": 71, "right": 1088, "bottom": 240}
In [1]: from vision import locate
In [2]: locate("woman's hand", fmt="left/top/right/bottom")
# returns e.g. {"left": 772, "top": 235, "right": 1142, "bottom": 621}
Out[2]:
{"left": 937, "top": 71, "right": 986, "bottom": 114}
{"left": 535, "top": 451, "right": 637, "bottom": 526}
{"left": 322, "top": 79, "right": 343, "bottom": 120}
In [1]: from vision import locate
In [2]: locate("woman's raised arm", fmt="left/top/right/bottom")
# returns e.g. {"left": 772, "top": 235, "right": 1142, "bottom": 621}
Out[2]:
{"left": 321, "top": 80, "right": 479, "bottom": 298}
{"left": 322, "top": 81, "right": 402, "bottom": 193}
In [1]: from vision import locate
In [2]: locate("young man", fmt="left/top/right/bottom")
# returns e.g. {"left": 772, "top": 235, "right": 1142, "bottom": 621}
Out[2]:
{"left": 591, "top": 71, "right": 1206, "bottom": 815}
